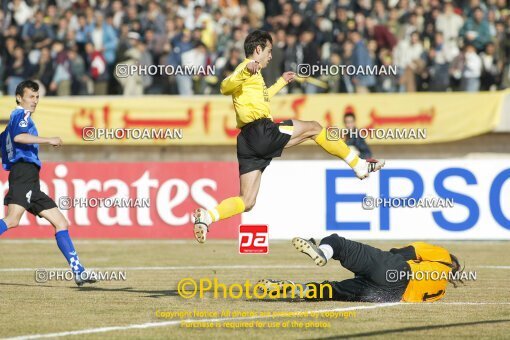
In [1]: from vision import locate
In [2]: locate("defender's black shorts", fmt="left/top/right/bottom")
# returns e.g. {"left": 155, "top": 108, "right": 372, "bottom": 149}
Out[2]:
{"left": 4, "top": 162, "right": 57, "bottom": 216}
{"left": 237, "top": 118, "right": 293, "bottom": 175}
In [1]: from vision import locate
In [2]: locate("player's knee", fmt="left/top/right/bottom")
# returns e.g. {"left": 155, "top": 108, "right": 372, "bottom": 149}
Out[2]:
{"left": 321, "top": 233, "right": 344, "bottom": 248}
{"left": 55, "top": 218, "right": 70, "bottom": 231}
{"left": 312, "top": 121, "right": 323, "bottom": 133}
{"left": 310, "top": 121, "right": 323, "bottom": 137}
{"left": 3, "top": 216, "right": 20, "bottom": 229}
{"left": 331, "top": 233, "right": 344, "bottom": 242}
{"left": 243, "top": 198, "right": 256, "bottom": 212}
{"left": 60, "top": 219, "right": 70, "bottom": 230}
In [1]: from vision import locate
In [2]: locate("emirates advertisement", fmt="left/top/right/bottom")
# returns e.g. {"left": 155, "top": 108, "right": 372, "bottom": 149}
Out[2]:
{"left": 0, "top": 162, "right": 240, "bottom": 239}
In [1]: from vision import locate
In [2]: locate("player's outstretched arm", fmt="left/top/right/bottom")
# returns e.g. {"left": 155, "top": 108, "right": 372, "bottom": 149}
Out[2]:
{"left": 268, "top": 71, "right": 295, "bottom": 98}
{"left": 14, "top": 133, "right": 63, "bottom": 147}
{"left": 220, "top": 60, "right": 259, "bottom": 95}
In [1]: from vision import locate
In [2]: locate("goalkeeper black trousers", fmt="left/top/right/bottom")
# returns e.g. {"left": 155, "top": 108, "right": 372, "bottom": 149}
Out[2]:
{"left": 308, "top": 234, "right": 411, "bottom": 302}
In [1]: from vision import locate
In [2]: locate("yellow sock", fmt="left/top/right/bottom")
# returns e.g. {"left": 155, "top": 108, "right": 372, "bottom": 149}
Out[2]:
{"left": 314, "top": 128, "right": 360, "bottom": 168}
{"left": 207, "top": 196, "right": 245, "bottom": 222}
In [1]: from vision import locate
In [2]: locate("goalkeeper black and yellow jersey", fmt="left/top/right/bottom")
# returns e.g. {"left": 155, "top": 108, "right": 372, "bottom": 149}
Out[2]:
{"left": 400, "top": 242, "right": 453, "bottom": 302}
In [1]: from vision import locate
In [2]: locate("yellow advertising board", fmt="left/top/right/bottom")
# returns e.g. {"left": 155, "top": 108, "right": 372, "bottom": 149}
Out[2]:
{"left": 0, "top": 91, "right": 505, "bottom": 145}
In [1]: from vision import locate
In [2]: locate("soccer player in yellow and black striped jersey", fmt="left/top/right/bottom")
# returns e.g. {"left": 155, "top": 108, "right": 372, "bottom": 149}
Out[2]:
{"left": 260, "top": 235, "right": 462, "bottom": 303}
{"left": 192, "top": 30, "right": 385, "bottom": 243}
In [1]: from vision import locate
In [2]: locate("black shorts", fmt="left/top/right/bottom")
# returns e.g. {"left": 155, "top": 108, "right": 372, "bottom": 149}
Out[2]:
{"left": 237, "top": 118, "right": 293, "bottom": 175}
{"left": 4, "top": 162, "right": 57, "bottom": 216}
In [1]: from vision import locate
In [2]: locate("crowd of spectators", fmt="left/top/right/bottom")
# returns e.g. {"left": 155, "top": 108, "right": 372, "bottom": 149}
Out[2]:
{"left": 1, "top": 0, "right": 509, "bottom": 96}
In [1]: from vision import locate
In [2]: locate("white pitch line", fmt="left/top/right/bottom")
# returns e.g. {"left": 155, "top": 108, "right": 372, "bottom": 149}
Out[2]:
{"left": 2, "top": 264, "right": 510, "bottom": 273}
{"left": 0, "top": 265, "right": 311, "bottom": 272}
{"left": 2, "top": 303, "right": 401, "bottom": 340}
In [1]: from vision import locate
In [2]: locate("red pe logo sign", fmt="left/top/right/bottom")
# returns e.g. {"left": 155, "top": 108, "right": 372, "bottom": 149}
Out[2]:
{"left": 239, "top": 225, "right": 268, "bottom": 254}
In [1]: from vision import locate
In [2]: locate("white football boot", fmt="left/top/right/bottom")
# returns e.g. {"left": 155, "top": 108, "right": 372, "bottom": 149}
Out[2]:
{"left": 354, "top": 158, "right": 385, "bottom": 180}
{"left": 193, "top": 208, "right": 212, "bottom": 243}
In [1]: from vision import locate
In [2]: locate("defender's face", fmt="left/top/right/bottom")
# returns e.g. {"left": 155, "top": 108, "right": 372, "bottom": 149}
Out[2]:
{"left": 258, "top": 41, "right": 273, "bottom": 68}
{"left": 18, "top": 88, "right": 39, "bottom": 113}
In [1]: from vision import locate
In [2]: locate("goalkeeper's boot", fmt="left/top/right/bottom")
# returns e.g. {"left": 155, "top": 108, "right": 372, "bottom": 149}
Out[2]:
{"left": 292, "top": 237, "right": 328, "bottom": 267}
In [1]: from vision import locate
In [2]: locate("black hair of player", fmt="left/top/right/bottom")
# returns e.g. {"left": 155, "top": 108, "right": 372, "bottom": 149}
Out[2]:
{"left": 15, "top": 80, "right": 39, "bottom": 105}
{"left": 448, "top": 253, "right": 465, "bottom": 288}
{"left": 344, "top": 113, "right": 356, "bottom": 121}
{"left": 244, "top": 30, "right": 273, "bottom": 57}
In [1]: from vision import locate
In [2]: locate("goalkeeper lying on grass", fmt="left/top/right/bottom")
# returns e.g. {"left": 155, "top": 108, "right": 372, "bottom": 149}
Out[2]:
{"left": 258, "top": 234, "right": 463, "bottom": 302}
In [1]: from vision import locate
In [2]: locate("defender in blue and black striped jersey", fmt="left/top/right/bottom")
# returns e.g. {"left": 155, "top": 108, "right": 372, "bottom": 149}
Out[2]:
{"left": 0, "top": 80, "right": 96, "bottom": 286}
{"left": 1, "top": 104, "right": 41, "bottom": 170}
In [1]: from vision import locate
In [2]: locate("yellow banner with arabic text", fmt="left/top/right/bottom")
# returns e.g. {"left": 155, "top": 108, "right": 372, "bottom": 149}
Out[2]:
{"left": 0, "top": 91, "right": 506, "bottom": 145}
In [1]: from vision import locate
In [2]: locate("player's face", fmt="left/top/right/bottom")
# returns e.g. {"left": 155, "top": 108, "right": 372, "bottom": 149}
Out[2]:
{"left": 18, "top": 88, "right": 39, "bottom": 113}
{"left": 258, "top": 42, "right": 273, "bottom": 68}
{"left": 344, "top": 116, "right": 356, "bottom": 130}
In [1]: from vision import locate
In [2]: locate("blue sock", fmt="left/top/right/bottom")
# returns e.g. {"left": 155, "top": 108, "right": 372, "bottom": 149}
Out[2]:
{"left": 0, "top": 219, "right": 7, "bottom": 236}
{"left": 55, "top": 230, "right": 85, "bottom": 274}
